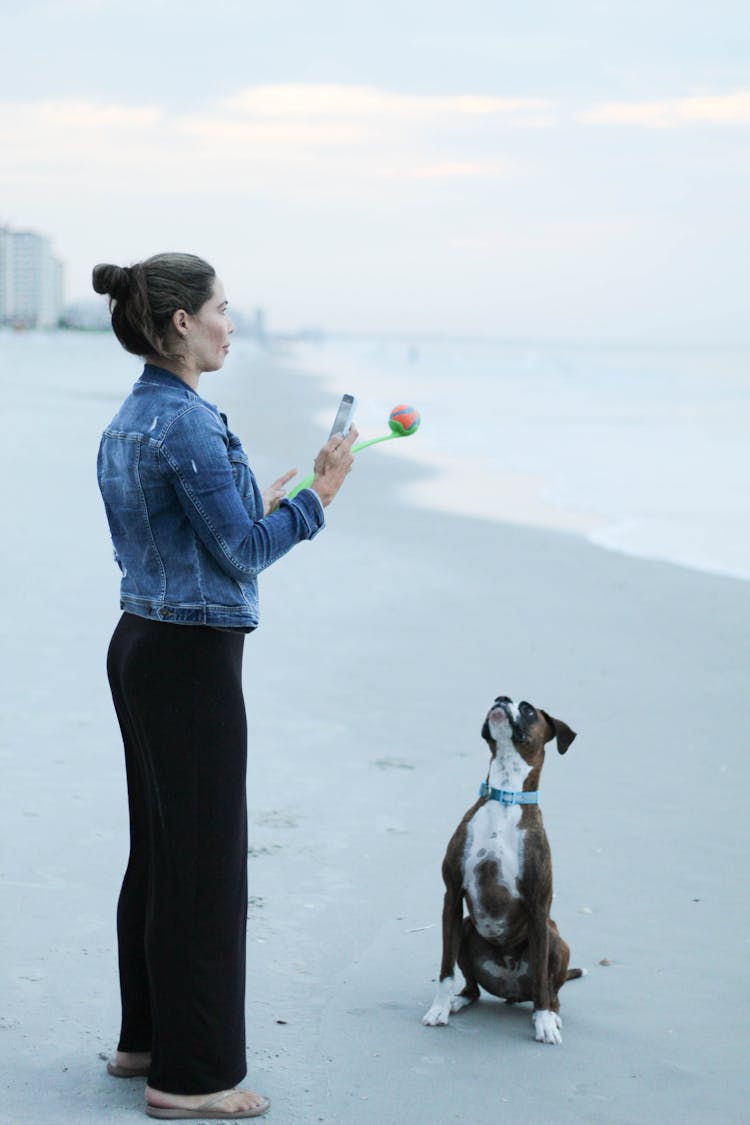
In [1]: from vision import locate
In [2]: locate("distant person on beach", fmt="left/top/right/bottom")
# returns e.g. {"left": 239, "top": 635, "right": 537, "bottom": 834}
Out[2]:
{"left": 94, "top": 252, "right": 356, "bottom": 1121}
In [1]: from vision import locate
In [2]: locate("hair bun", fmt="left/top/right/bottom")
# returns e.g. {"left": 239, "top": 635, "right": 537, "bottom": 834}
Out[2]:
{"left": 92, "top": 263, "right": 131, "bottom": 300}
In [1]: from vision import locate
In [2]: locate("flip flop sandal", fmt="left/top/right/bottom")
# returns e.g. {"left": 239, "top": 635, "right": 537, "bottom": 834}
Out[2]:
{"left": 146, "top": 1090, "right": 271, "bottom": 1119}
{"left": 107, "top": 1059, "right": 151, "bottom": 1078}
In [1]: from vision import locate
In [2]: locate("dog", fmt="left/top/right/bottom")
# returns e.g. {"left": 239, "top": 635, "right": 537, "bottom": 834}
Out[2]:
{"left": 422, "top": 695, "right": 582, "bottom": 1044}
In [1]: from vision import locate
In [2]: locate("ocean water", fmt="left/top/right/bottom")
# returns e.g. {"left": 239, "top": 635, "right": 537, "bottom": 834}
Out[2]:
{"left": 292, "top": 338, "right": 750, "bottom": 583}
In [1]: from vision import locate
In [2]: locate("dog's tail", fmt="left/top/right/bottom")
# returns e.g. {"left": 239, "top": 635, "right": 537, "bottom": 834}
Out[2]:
{"left": 566, "top": 968, "right": 586, "bottom": 981}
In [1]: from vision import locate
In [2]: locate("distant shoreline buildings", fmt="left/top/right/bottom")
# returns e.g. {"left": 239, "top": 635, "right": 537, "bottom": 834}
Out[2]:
{"left": 0, "top": 224, "right": 64, "bottom": 329}
{"left": 0, "top": 228, "right": 321, "bottom": 342}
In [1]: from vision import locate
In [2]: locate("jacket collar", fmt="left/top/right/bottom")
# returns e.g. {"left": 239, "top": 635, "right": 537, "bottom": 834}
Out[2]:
{"left": 139, "top": 363, "right": 198, "bottom": 393}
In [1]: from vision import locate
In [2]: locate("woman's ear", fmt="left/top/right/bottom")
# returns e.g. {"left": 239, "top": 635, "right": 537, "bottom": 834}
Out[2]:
{"left": 171, "top": 308, "right": 190, "bottom": 338}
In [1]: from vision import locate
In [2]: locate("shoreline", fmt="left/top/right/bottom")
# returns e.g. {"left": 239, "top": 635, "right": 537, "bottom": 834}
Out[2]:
{"left": 287, "top": 336, "right": 750, "bottom": 586}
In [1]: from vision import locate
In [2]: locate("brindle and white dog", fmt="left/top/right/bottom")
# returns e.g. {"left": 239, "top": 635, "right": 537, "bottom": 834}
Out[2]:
{"left": 423, "top": 695, "right": 582, "bottom": 1044}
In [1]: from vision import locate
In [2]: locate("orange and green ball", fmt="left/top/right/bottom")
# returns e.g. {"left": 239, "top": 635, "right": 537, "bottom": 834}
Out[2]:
{"left": 388, "top": 404, "right": 421, "bottom": 436}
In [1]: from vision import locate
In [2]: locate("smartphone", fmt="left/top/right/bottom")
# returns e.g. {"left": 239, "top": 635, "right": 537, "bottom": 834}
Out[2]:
{"left": 328, "top": 393, "right": 357, "bottom": 438}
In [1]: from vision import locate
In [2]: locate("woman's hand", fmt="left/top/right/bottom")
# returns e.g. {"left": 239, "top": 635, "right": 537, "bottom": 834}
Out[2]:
{"left": 263, "top": 468, "right": 297, "bottom": 515}
{"left": 311, "top": 427, "right": 358, "bottom": 507}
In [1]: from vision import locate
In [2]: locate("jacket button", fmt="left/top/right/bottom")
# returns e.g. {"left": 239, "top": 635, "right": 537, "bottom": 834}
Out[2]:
{"left": 158, "top": 606, "right": 172, "bottom": 619}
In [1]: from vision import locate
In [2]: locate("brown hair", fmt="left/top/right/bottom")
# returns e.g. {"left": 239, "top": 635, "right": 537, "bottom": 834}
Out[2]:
{"left": 92, "top": 252, "right": 216, "bottom": 359}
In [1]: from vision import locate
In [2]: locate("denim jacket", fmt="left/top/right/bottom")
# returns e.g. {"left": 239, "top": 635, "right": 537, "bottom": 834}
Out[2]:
{"left": 97, "top": 364, "right": 325, "bottom": 630}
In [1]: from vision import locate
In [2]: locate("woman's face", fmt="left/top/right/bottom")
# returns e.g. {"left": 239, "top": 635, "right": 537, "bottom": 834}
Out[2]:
{"left": 184, "top": 278, "right": 234, "bottom": 373}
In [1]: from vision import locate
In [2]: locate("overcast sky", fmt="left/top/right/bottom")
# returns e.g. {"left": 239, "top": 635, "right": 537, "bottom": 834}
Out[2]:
{"left": 1, "top": 0, "right": 748, "bottom": 342}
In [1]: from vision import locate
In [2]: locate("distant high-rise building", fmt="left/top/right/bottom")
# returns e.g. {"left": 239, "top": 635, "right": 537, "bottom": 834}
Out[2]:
{"left": 253, "top": 307, "right": 268, "bottom": 343}
{"left": 0, "top": 225, "right": 64, "bottom": 328}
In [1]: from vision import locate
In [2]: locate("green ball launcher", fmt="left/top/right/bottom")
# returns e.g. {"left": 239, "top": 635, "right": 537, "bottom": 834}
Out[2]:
{"left": 287, "top": 404, "right": 421, "bottom": 500}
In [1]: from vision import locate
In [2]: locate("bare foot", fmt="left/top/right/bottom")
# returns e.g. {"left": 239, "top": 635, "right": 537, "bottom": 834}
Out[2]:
{"left": 146, "top": 1086, "right": 268, "bottom": 1114}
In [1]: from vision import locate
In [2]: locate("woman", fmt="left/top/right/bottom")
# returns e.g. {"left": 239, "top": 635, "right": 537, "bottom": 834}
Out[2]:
{"left": 94, "top": 252, "right": 356, "bottom": 1120}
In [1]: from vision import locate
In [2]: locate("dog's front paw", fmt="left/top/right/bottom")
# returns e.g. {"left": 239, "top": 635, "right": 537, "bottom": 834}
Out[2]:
{"left": 423, "top": 976, "right": 456, "bottom": 1026}
{"left": 533, "top": 1009, "right": 562, "bottom": 1045}
{"left": 422, "top": 1003, "right": 451, "bottom": 1026}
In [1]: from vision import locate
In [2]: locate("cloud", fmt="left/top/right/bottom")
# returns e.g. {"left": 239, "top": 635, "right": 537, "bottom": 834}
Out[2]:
{"left": 579, "top": 90, "right": 750, "bottom": 128}
{"left": 393, "top": 161, "right": 511, "bottom": 180}
{"left": 0, "top": 98, "right": 166, "bottom": 179}
{"left": 178, "top": 85, "right": 554, "bottom": 180}
{"left": 2, "top": 81, "right": 746, "bottom": 217}
{"left": 219, "top": 84, "right": 556, "bottom": 127}
{"left": 0, "top": 84, "right": 538, "bottom": 202}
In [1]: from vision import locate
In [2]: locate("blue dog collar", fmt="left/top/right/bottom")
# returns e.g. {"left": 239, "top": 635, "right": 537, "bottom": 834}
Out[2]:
{"left": 479, "top": 781, "right": 539, "bottom": 806}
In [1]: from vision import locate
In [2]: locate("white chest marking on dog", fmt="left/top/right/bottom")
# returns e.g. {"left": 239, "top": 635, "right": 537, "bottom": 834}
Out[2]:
{"left": 464, "top": 806, "right": 523, "bottom": 939}
{"left": 463, "top": 730, "right": 532, "bottom": 941}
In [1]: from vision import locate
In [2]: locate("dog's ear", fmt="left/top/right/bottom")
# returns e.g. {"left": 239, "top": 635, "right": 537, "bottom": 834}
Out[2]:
{"left": 481, "top": 717, "right": 493, "bottom": 745}
{"left": 540, "top": 710, "right": 577, "bottom": 755}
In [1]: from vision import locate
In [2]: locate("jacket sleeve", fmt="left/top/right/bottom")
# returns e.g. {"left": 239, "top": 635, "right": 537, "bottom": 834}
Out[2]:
{"left": 160, "top": 403, "right": 325, "bottom": 581}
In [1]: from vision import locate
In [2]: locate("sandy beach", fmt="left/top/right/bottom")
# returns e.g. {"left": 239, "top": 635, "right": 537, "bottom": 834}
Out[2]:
{"left": 1, "top": 333, "right": 748, "bottom": 1125}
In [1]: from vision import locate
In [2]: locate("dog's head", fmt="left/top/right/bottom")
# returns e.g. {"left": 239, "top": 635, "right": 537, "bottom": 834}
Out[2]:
{"left": 481, "top": 696, "right": 576, "bottom": 772}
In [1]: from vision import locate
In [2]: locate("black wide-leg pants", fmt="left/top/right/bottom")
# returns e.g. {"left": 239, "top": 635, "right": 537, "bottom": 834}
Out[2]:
{"left": 107, "top": 612, "right": 248, "bottom": 1094}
